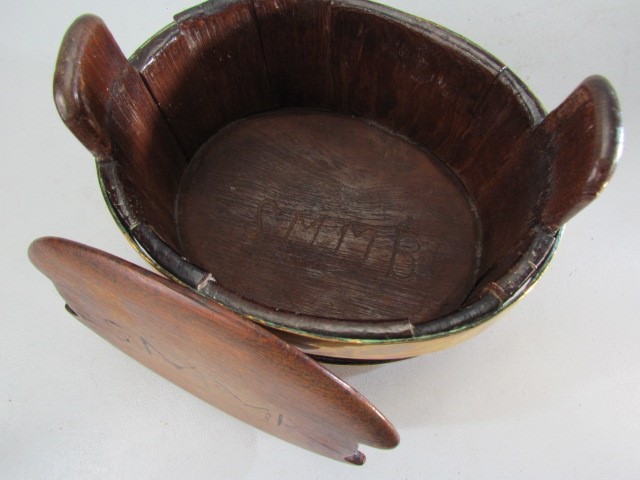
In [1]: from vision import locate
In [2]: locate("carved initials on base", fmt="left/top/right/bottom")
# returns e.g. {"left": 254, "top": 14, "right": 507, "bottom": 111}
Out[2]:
{"left": 253, "top": 199, "right": 421, "bottom": 279}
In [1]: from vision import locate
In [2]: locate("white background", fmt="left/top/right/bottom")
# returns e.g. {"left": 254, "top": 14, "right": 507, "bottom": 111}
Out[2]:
{"left": 2, "top": 0, "right": 639, "bottom": 478}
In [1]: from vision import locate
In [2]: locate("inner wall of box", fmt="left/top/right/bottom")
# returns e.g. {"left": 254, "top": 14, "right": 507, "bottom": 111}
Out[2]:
{"left": 122, "top": 0, "right": 548, "bottom": 323}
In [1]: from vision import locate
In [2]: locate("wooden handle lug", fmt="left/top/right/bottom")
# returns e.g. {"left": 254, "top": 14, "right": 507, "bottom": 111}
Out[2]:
{"left": 541, "top": 75, "right": 622, "bottom": 230}
{"left": 53, "top": 15, "right": 129, "bottom": 159}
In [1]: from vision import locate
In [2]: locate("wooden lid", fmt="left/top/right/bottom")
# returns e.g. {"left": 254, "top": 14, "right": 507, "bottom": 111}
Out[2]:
{"left": 28, "top": 237, "right": 399, "bottom": 464}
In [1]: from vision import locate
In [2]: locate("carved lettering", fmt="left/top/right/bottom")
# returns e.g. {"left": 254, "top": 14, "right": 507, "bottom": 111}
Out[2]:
{"left": 210, "top": 378, "right": 272, "bottom": 422}
{"left": 386, "top": 232, "right": 420, "bottom": 279}
{"left": 140, "top": 336, "right": 195, "bottom": 370}
{"left": 283, "top": 212, "right": 326, "bottom": 245}
{"left": 82, "top": 314, "right": 132, "bottom": 344}
{"left": 335, "top": 224, "right": 377, "bottom": 261}
{"left": 252, "top": 199, "right": 284, "bottom": 239}
{"left": 252, "top": 199, "right": 422, "bottom": 279}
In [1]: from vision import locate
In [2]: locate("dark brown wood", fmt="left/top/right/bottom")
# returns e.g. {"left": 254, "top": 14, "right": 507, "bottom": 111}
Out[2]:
{"left": 53, "top": 0, "right": 622, "bottom": 360}
{"left": 53, "top": 15, "right": 187, "bottom": 249}
{"left": 540, "top": 76, "right": 621, "bottom": 230}
{"left": 329, "top": 1, "right": 502, "bottom": 162}
{"left": 462, "top": 75, "right": 620, "bottom": 295}
{"left": 445, "top": 69, "right": 547, "bottom": 293}
{"left": 28, "top": 237, "right": 399, "bottom": 464}
{"left": 177, "top": 110, "right": 480, "bottom": 321}
{"left": 252, "top": 0, "right": 332, "bottom": 107}
{"left": 132, "top": 0, "right": 275, "bottom": 159}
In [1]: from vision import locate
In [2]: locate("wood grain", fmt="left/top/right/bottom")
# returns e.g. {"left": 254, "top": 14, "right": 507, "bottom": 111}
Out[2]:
{"left": 133, "top": 0, "right": 275, "bottom": 159}
{"left": 252, "top": 0, "right": 332, "bottom": 107}
{"left": 53, "top": 14, "right": 186, "bottom": 249}
{"left": 28, "top": 237, "right": 399, "bottom": 464}
{"left": 444, "top": 69, "right": 546, "bottom": 291}
{"left": 52, "top": 0, "right": 621, "bottom": 360}
{"left": 176, "top": 110, "right": 481, "bottom": 322}
{"left": 540, "top": 76, "right": 621, "bottom": 230}
{"left": 329, "top": 1, "right": 502, "bottom": 161}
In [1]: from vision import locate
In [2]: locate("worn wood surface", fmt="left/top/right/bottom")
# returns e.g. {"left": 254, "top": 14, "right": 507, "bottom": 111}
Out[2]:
{"left": 540, "top": 76, "right": 621, "bottom": 230}
{"left": 53, "top": 15, "right": 186, "bottom": 249}
{"left": 445, "top": 69, "right": 546, "bottom": 293}
{"left": 133, "top": 0, "right": 274, "bottom": 159}
{"left": 252, "top": 0, "right": 332, "bottom": 107}
{"left": 329, "top": 1, "right": 502, "bottom": 162}
{"left": 177, "top": 110, "right": 480, "bottom": 321}
{"left": 28, "top": 237, "right": 399, "bottom": 464}
{"left": 53, "top": 0, "right": 621, "bottom": 358}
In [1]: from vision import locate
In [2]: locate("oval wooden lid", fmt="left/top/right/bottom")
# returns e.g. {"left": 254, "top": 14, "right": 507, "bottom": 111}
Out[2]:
{"left": 28, "top": 237, "right": 399, "bottom": 464}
